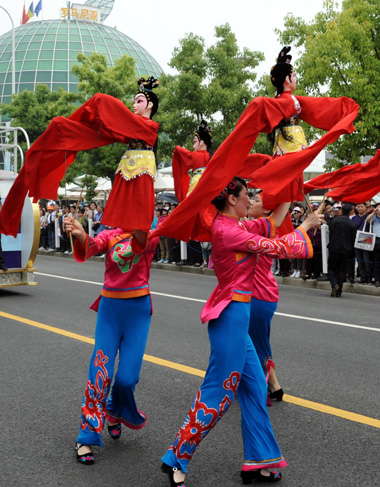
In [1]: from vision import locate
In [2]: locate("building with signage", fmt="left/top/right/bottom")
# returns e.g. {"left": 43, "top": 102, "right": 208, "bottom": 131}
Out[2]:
{"left": 0, "top": 1, "right": 163, "bottom": 105}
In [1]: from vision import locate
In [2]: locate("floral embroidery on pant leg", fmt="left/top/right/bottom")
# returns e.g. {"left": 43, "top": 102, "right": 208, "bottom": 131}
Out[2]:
{"left": 80, "top": 350, "right": 111, "bottom": 433}
{"left": 220, "top": 371, "right": 240, "bottom": 415}
{"left": 172, "top": 371, "right": 241, "bottom": 461}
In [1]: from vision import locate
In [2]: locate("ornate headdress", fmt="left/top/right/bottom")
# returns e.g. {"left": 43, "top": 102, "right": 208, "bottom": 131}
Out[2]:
{"left": 136, "top": 76, "right": 160, "bottom": 118}
{"left": 270, "top": 46, "right": 294, "bottom": 95}
{"left": 194, "top": 119, "right": 212, "bottom": 148}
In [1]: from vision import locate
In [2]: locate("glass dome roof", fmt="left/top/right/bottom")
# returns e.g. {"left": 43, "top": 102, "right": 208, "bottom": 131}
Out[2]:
{"left": 84, "top": 0, "right": 115, "bottom": 23}
{"left": 0, "top": 19, "right": 163, "bottom": 105}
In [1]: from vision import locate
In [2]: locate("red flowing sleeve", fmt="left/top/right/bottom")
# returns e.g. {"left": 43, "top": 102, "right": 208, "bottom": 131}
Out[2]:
{"left": 327, "top": 173, "right": 380, "bottom": 203}
{"left": 250, "top": 96, "right": 359, "bottom": 203}
{"left": 304, "top": 150, "right": 380, "bottom": 196}
{"left": 172, "top": 147, "right": 210, "bottom": 201}
{"left": 0, "top": 93, "right": 159, "bottom": 237}
{"left": 150, "top": 95, "right": 299, "bottom": 242}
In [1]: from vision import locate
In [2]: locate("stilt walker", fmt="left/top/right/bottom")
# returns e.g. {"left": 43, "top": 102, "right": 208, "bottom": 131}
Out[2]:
{"left": 102, "top": 76, "right": 160, "bottom": 232}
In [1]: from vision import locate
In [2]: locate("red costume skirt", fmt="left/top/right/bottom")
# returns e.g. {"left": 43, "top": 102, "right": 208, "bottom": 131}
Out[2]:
{"left": 102, "top": 173, "right": 155, "bottom": 232}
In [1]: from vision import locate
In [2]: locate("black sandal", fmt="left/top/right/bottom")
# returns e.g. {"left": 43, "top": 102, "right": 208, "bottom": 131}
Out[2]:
{"left": 161, "top": 462, "right": 187, "bottom": 487}
{"left": 107, "top": 423, "right": 122, "bottom": 439}
{"left": 268, "top": 388, "right": 284, "bottom": 401}
{"left": 75, "top": 443, "right": 94, "bottom": 465}
{"left": 241, "top": 469, "right": 282, "bottom": 484}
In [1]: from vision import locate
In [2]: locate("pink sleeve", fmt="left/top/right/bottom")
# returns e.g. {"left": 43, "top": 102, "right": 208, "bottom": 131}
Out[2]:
{"left": 243, "top": 217, "right": 276, "bottom": 238}
{"left": 245, "top": 227, "right": 314, "bottom": 259}
{"left": 73, "top": 231, "right": 109, "bottom": 262}
{"left": 223, "top": 222, "right": 313, "bottom": 259}
{"left": 131, "top": 233, "right": 159, "bottom": 256}
{"left": 222, "top": 217, "right": 275, "bottom": 252}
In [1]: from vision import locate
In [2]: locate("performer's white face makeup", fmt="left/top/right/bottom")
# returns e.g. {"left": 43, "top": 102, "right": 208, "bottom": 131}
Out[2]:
{"left": 289, "top": 71, "right": 297, "bottom": 90}
{"left": 284, "top": 71, "right": 297, "bottom": 92}
{"left": 133, "top": 94, "right": 152, "bottom": 117}
{"left": 193, "top": 136, "right": 207, "bottom": 151}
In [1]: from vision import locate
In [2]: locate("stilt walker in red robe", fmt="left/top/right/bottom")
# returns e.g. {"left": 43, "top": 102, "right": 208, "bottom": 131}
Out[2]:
{"left": 172, "top": 120, "right": 213, "bottom": 202}
{"left": 102, "top": 76, "right": 160, "bottom": 232}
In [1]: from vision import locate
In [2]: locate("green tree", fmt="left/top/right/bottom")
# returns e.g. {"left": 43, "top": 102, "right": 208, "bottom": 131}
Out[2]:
{"left": 1, "top": 53, "right": 139, "bottom": 187}
{"left": 69, "top": 53, "right": 138, "bottom": 184}
{"left": 81, "top": 174, "right": 98, "bottom": 202}
{"left": 156, "top": 24, "right": 264, "bottom": 159}
{"left": 0, "top": 84, "right": 78, "bottom": 158}
{"left": 276, "top": 0, "right": 380, "bottom": 167}
{"left": 72, "top": 52, "right": 137, "bottom": 102}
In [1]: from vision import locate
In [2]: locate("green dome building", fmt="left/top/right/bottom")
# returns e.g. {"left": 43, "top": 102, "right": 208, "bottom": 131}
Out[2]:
{"left": 0, "top": 15, "right": 163, "bottom": 105}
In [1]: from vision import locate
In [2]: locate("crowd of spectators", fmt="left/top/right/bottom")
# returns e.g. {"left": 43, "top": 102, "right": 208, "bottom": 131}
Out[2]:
{"left": 151, "top": 202, "right": 211, "bottom": 268}
{"left": 39, "top": 199, "right": 105, "bottom": 253}
{"left": 272, "top": 199, "right": 380, "bottom": 290}
{"left": 38, "top": 195, "right": 380, "bottom": 292}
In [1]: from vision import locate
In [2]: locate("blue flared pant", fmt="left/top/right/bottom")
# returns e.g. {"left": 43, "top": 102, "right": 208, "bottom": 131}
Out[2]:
{"left": 249, "top": 298, "right": 278, "bottom": 371}
{"left": 162, "top": 301, "right": 285, "bottom": 473}
{"left": 77, "top": 295, "right": 151, "bottom": 447}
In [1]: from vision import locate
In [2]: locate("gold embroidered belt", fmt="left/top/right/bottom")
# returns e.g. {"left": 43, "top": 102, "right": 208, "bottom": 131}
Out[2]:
{"left": 116, "top": 150, "right": 156, "bottom": 181}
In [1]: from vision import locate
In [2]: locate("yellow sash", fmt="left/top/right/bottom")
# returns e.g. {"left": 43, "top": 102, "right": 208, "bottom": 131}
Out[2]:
{"left": 273, "top": 125, "right": 307, "bottom": 156}
{"left": 116, "top": 150, "right": 156, "bottom": 181}
{"left": 187, "top": 167, "right": 206, "bottom": 196}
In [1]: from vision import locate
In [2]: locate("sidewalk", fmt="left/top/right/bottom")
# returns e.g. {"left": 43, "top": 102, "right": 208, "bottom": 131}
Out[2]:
{"left": 37, "top": 249, "right": 380, "bottom": 297}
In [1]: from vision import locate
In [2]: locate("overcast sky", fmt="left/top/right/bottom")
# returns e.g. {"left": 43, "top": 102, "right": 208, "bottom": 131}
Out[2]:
{"left": 0, "top": 0, "right": 340, "bottom": 78}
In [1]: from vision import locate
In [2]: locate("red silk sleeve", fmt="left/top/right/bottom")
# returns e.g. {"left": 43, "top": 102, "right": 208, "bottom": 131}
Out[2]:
{"left": 304, "top": 150, "right": 380, "bottom": 195}
{"left": 172, "top": 147, "right": 210, "bottom": 201}
{"left": 150, "top": 95, "right": 299, "bottom": 242}
{"left": 0, "top": 93, "right": 159, "bottom": 237}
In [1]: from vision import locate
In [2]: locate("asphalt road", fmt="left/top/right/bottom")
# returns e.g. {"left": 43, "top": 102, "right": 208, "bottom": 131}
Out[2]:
{"left": 0, "top": 255, "right": 379, "bottom": 487}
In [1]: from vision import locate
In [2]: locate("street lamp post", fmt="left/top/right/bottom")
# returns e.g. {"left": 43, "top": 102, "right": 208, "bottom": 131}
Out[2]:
{"left": 0, "top": 6, "right": 16, "bottom": 173}
{"left": 0, "top": 6, "right": 16, "bottom": 95}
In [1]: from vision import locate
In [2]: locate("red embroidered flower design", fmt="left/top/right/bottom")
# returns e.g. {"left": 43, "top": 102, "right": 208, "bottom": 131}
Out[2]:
{"left": 172, "top": 371, "right": 241, "bottom": 461}
{"left": 80, "top": 350, "right": 111, "bottom": 433}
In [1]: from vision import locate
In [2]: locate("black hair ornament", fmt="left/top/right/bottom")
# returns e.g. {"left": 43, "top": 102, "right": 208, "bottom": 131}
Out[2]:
{"left": 136, "top": 76, "right": 160, "bottom": 118}
{"left": 270, "top": 46, "right": 294, "bottom": 95}
{"left": 194, "top": 119, "right": 212, "bottom": 148}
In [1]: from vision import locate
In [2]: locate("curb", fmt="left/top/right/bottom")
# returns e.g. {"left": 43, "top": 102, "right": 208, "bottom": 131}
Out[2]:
{"left": 37, "top": 250, "right": 380, "bottom": 297}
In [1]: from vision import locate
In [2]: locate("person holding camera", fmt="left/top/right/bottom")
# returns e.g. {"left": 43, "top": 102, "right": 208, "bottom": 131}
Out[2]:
{"left": 365, "top": 202, "right": 380, "bottom": 287}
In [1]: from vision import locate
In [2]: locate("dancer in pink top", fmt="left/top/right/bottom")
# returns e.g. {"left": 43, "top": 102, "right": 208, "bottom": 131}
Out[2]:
{"left": 161, "top": 177, "right": 323, "bottom": 486}
{"left": 64, "top": 216, "right": 159, "bottom": 465}
{"left": 248, "top": 192, "right": 287, "bottom": 403}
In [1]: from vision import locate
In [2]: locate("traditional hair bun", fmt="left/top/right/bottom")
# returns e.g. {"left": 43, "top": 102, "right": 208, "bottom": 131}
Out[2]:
{"left": 136, "top": 76, "right": 160, "bottom": 118}
{"left": 194, "top": 119, "right": 212, "bottom": 148}
{"left": 270, "top": 46, "right": 294, "bottom": 95}
{"left": 276, "top": 46, "right": 292, "bottom": 64}
{"left": 137, "top": 76, "right": 159, "bottom": 91}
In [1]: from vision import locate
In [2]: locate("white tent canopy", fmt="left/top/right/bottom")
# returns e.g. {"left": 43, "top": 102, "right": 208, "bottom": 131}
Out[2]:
{"left": 154, "top": 174, "right": 174, "bottom": 191}
{"left": 58, "top": 173, "right": 174, "bottom": 197}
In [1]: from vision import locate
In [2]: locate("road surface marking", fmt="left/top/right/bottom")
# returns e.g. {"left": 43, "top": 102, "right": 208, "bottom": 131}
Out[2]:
{"left": 1, "top": 309, "right": 380, "bottom": 430}
{"left": 36, "top": 272, "right": 380, "bottom": 332}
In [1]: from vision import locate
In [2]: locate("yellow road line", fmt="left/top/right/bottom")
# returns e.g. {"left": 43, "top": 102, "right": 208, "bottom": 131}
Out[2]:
{"left": 0, "top": 310, "right": 95, "bottom": 345}
{"left": 143, "top": 354, "right": 206, "bottom": 378}
{"left": 1, "top": 310, "right": 379, "bottom": 429}
{"left": 284, "top": 395, "right": 380, "bottom": 429}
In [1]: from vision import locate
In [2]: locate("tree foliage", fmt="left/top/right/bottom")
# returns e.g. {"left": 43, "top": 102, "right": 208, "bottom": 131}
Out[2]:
{"left": 0, "top": 84, "right": 78, "bottom": 157}
{"left": 72, "top": 52, "right": 136, "bottom": 102}
{"left": 156, "top": 24, "right": 264, "bottom": 159}
{"left": 0, "top": 53, "right": 138, "bottom": 188}
{"left": 70, "top": 53, "right": 138, "bottom": 184}
{"left": 276, "top": 0, "right": 380, "bottom": 167}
